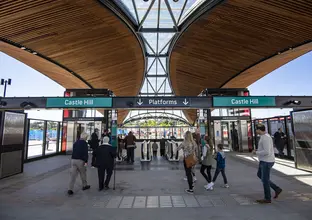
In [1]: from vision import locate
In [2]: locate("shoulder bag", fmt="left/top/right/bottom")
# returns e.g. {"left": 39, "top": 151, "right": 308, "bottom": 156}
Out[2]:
{"left": 184, "top": 143, "right": 198, "bottom": 168}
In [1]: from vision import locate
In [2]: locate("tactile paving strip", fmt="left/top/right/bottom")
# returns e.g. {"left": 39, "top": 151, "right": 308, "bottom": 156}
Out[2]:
{"left": 91, "top": 194, "right": 260, "bottom": 209}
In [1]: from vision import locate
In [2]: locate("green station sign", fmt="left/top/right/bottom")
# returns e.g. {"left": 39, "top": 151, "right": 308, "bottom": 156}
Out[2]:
{"left": 213, "top": 96, "right": 276, "bottom": 107}
{"left": 46, "top": 97, "right": 112, "bottom": 108}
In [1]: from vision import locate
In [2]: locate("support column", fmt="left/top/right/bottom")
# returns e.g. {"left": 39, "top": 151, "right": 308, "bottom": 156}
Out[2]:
{"left": 204, "top": 109, "right": 214, "bottom": 145}
{"left": 111, "top": 110, "right": 117, "bottom": 148}
{"left": 104, "top": 110, "right": 110, "bottom": 131}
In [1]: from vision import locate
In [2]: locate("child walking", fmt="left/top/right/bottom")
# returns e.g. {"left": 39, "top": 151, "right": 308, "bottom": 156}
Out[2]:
{"left": 207, "top": 144, "right": 229, "bottom": 189}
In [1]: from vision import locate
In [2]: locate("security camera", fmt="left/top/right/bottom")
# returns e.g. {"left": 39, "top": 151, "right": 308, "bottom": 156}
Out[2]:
{"left": 20, "top": 102, "right": 37, "bottom": 110}
{"left": 292, "top": 100, "right": 301, "bottom": 105}
{"left": 283, "top": 100, "right": 301, "bottom": 106}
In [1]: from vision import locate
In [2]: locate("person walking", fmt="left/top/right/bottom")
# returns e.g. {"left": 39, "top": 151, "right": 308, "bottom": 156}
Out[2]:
{"left": 152, "top": 140, "right": 158, "bottom": 158}
{"left": 200, "top": 137, "right": 214, "bottom": 190}
{"left": 178, "top": 131, "right": 198, "bottom": 194}
{"left": 46, "top": 132, "right": 50, "bottom": 151}
{"left": 273, "top": 128, "right": 286, "bottom": 158}
{"left": 124, "top": 131, "right": 137, "bottom": 164}
{"left": 160, "top": 137, "right": 166, "bottom": 157}
{"left": 68, "top": 132, "right": 90, "bottom": 195}
{"left": 207, "top": 144, "right": 229, "bottom": 190}
{"left": 254, "top": 124, "right": 282, "bottom": 204}
{"left": 94, "top": 136, "right": 116, "bottom": 191}
{"left": 90, "top": 129, "right": 100, "bottom": 167}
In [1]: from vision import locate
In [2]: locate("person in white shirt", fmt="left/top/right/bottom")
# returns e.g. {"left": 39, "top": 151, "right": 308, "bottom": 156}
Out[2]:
{"left": 254, "top": 124, "right": 282, "bottom": 204}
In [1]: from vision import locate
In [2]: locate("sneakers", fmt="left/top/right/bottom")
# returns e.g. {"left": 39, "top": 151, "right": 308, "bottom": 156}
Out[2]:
{"left": 207, "top": 186, "right": 213, "bottom": 191}
{"left": 224, "top": 184, "right": 229, "bottom": 188}
{"left": 183, "top": 177, "right": 187, "bottom": 181}
{"left": 185, "top": 189, "right": 194, "bottom": 195}
{"left": 67, "top": 190, "right": 74, "bottom": 195}
{"left": 206, "top": 182, "right": 214, "bottom": 189}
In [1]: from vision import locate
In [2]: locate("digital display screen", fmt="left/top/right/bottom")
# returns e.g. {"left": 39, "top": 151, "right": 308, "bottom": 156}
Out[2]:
{"left": 2, "top": 112, "right": 25, "bottom": 146}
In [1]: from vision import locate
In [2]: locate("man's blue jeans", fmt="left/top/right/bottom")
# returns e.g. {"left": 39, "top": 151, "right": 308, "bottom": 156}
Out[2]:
{"left": 257, "top": 161, "right": 281, "bottom": 201}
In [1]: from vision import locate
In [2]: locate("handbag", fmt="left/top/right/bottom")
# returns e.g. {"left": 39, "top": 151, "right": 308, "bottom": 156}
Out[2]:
{"left": 185, "top": 153, "right": 198, "bottom": 168}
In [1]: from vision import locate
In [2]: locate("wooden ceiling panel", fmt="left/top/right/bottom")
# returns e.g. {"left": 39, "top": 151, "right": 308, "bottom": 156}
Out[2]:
{"left": 171, "top": 0, "right": 312, "bottom": 123}
{"left": 223, "top": 42, "right": 312, "bottom": 88}
{"left": 0, "top": 0, "right": 144, "bottom": 98}
{"left": 0, "top": 41, "right": 89, "bottom": 89}
{"left": 1, "top": 0, "right": 145, "bottom": 122}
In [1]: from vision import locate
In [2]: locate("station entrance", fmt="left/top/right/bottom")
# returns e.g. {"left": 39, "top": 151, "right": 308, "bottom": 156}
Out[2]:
{"left": 1, "top": 88, "right": 312, "bottom": 177}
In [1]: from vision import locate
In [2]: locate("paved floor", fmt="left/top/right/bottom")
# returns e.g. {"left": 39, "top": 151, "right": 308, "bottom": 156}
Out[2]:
{"left": 0, "top": 153, "right": 311, "bottom": 220}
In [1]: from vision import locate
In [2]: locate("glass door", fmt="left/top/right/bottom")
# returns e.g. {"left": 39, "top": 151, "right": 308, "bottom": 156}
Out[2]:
{"left": 221, "top": 121, "right": 229, "bottom": 147}
{"left": 230, "top": 121, "right": 239, "bottom": 151}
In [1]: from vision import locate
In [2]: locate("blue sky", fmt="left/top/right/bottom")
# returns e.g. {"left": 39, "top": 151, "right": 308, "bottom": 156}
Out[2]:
{"left": 0, "top": 51, "right": 311, "bottom": 121}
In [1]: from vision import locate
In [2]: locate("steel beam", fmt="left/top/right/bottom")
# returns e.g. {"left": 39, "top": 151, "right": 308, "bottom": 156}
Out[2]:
{"left": 1, "top": 96, "right": 312, "bottom": 110}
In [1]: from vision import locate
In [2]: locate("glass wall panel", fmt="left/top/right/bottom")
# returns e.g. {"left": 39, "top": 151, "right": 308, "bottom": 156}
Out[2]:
{"left": 58, "top": 123, "right": 62, "bottom": 152}
{"left": 181, "top": 127, "right": 189, "bottom": 138}
{"left": 140, "top": 128, "right": 148, "bottom": 139}
{"left": 66, "top": 121, "right": 75, "bottom": 153}
{"left": 120, "top": 126, "right": 195, "bottom": 140}
{"left": 269, "top": 118, "right": 287, "bottom": 155}
{"left": 164, "top": 127, "right": 171, "bottom": 139}
{"left": 28, "top": 120, "right": 44, "bottom": 158}
{"left": 46, "top": 121, "right": 58, "bottom": 154}
{"left": 292, "top": 110, "right": 312, "bottom": 172}
{"left": 156, "top": 127, "right": 164, "bottom": 139}
{"left": 149, "top": 127, "right": 156, "bottom": 140}
{"left": 287, "top": 117, "right": 295, "bottom": 157}
{"left": 132, "top": 128, "right": 140, "bottom": 139}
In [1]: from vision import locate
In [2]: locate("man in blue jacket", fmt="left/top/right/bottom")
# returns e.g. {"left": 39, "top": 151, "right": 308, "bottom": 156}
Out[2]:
{"left": 68, "top": 132, "right": 91, "bottom": 195}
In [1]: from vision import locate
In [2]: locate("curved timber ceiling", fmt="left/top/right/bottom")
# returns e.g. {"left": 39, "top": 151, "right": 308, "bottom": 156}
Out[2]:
{"left": 170, "top": 0, "right": 312, "bottom": 123}
{"left": 0, "top": 0, "right": 145, "bottom": 123}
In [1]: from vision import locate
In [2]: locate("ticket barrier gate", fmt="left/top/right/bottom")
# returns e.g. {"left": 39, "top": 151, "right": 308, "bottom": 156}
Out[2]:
{"left": 166, "top": 140, "right": 180, "bottom": 162}
{"left": 115, "top": 144, "right": 126, "bottom": 162}
{"left": 141, "top": 140, "right": 152, "bottom": 162}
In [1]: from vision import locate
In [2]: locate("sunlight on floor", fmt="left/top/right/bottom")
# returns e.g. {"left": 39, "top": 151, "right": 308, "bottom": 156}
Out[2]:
{"left": 236, "top": 154, "right": 312, "bottom": 186}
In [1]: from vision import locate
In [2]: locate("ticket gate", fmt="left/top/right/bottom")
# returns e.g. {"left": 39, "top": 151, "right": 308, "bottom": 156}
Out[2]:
{"left": 166, "top": 140, "right": 180, "bottom": 161}
{"left": 141, "top": 140, "right": 152, "bottom": 162}
{"left": 115, "top": 144, "right": 125, "bottom": 162}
